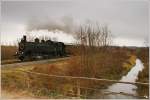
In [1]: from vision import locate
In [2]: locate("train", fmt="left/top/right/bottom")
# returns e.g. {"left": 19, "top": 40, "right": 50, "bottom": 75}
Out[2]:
{"left": 16, "top": 35, "right": 66, "bottom": 61}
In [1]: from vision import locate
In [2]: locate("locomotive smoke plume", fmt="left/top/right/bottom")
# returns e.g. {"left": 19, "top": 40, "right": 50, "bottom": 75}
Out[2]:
{"left": 26, "top": 16, "right": 77, "bottom": 34}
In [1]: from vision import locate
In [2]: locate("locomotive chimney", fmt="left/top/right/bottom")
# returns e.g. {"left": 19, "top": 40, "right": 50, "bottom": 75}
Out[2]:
{"left": 23, "top": 35, "right": 27, "bottom": 42}
{"left": 35, "top": 38, "right": 39, "bottom": 43}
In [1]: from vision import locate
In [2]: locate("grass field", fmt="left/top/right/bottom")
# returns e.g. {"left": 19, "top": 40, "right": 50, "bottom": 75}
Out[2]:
{"left": 1, "top": 46, "right": 139, "bottom": 98}
{"left": 1, "top": 45, "right": 149, "bottom": 99}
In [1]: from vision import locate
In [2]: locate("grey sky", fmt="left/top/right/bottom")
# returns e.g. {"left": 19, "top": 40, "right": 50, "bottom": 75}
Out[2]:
{"left": 1, "top": 0, "right": 149, "bottom": 46}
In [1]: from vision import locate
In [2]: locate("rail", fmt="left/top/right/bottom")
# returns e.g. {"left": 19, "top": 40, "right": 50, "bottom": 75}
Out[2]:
{"left": 1, "top": 57, "right": 70, "bottom": 68}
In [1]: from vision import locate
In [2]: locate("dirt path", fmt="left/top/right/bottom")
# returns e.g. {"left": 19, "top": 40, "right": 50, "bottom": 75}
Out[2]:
{"left": 1, "top": 90, "right": 36, "bottom": 99}
{"left": 1, "top": 57, "right": 70, "bottom": 68}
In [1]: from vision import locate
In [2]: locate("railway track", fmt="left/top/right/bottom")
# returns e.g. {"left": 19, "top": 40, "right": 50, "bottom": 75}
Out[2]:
{"left": 2, "top": 59, "right": 21, "bottom": 65}
{"left": 1, "top": 57, "right": 70, "bottom": 68}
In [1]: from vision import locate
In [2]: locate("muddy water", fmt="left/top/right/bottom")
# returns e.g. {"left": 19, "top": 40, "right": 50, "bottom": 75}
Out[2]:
{"left": 93, "top": 59, "right": 144, "bottom": 99}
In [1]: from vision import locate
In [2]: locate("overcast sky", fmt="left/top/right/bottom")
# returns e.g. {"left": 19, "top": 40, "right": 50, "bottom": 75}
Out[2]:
{"left": 1, "top": 0, "right": 149, "bottom": 46}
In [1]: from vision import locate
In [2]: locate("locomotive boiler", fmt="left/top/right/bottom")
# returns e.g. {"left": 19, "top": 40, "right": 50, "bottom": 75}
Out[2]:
{"left": 16, "top": 35, "right": 66, "bottom": 61}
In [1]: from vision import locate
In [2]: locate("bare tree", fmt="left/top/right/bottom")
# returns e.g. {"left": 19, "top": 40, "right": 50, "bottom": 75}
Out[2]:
{"left": 75, "top": 23, "right": 112, "bottom": 77}
{"left": 76, "top": 24, "right": 112, "bottom": 47}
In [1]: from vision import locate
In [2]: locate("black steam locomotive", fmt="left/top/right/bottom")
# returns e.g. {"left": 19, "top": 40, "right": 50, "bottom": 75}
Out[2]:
{"left": 16, "top": 35, "right": 66, "bottom": 61}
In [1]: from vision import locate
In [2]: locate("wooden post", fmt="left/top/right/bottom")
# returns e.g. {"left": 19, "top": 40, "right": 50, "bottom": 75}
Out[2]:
{"left": 85, "top": 89, "right": 87, "bottom": 98}
{"left": 76, "top": 81, "right": 80, "bottom": 98}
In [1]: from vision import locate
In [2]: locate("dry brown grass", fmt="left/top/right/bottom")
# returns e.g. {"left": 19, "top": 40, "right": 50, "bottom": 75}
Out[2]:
{"left": 28, "top": 47, "right": 136, "bottom": 97}
{"left": 1, "top": 61, "right": 69, "bottom": 98}
{"left": 1, "top": 46, "right": 139, "bottom": 98}
{"left": 1, "top": 45, "right": 17, "bottom": 60}
{"left": 136, "top": 47, "right": 149, "bottom": 97}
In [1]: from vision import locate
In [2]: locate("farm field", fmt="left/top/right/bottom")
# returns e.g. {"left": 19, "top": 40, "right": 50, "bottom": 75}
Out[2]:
{"left": 1, "top": 45, "right": 148, "bottom": 99}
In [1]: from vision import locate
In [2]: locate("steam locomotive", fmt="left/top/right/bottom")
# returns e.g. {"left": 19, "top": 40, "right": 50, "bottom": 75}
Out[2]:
{"left": 16, "top": 35, "right": 66, "bottom": 61}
